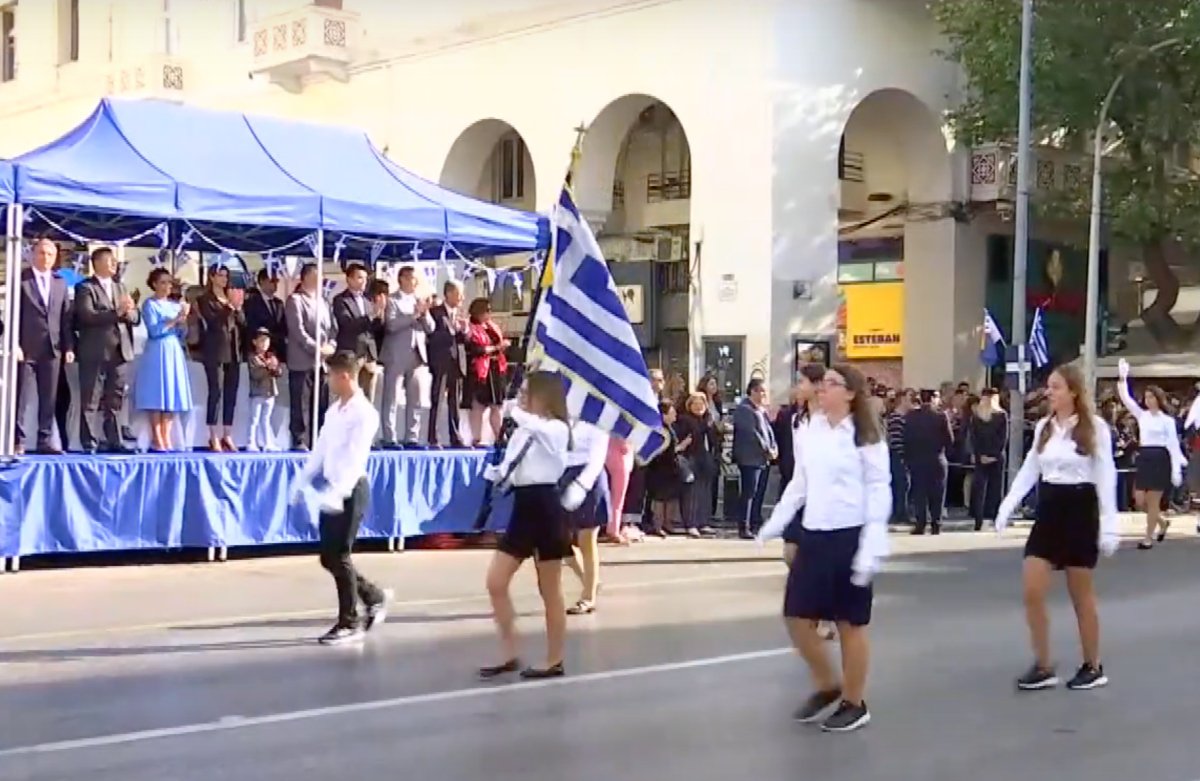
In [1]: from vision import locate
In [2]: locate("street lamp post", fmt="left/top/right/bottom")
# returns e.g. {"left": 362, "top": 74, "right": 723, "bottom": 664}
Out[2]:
{"left": 1082, "top": 37, "right": 1183, "bottom": 391}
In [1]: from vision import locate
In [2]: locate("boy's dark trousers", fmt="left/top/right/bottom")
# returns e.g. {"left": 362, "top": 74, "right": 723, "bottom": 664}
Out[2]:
{"left": 318, "top": 477, "right": 384, "bottom": 625}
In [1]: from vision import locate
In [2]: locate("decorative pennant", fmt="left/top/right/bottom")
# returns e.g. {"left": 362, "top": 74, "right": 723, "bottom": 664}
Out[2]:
{"left": 74, "top": 251, "right": 89, "bottom": 274}
{"left": 20, "top": 242, "right": 32, "bottom": 262}
{"left": 284, "top": 255, "right": 301, "bottom": 278}
{"left": 333, "top": 236, "right": 348, "bottom": 266}
{"left": 175, "top": 227, "right": 196, "bottom": 254}
{"left": 301, "top": 232, "right": 320, "bottom": 259}
{"left": 484, "top": 267, "right": 497, "bottom": 293}
{"left": 369, "top": 240, "right": 386, "bottom": 265}
{"left": 421, "top": 262, "right": 438, "bottom": 288}
{"left": 512, "top": 268, "right": 525, "bottom": 299}
{"left": 208, "top": 250, "right": 233, "bottom": 271}
{"left": 154, "top": 222, "right": 170, "bottom": 249}
{"left": 263, "top": 254, "right": 285, "bottom": 278}
{"left": 409, "top": 243, "right": 422, "bottom": 262}
{"left": 149, "top": 248, "right": 170, "bottom": 268}
{"left": 321, "top": 278, "right": 338, "bottom": 300}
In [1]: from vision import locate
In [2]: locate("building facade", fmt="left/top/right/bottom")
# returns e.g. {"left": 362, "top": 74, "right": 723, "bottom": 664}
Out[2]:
{"left": 0, "top": 0, "right": 1016, "bottom": 399}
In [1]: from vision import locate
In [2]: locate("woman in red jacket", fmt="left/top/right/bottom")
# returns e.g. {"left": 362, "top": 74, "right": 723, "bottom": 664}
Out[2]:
{"left": 464, "top": 297, "right": 510, "bottom": 445}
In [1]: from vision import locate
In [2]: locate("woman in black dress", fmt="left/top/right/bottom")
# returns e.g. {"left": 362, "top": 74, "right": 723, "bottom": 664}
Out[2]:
{"left": 644, "top": 400, "right": 690, "bottom": 537}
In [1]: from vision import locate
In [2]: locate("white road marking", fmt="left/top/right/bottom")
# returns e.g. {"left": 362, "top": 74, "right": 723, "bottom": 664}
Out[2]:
{"left": 0, "top": 569, "right": 782, "bottom": 645}
{"left": 0, "top": 647, "right": 793, "bottom": 759}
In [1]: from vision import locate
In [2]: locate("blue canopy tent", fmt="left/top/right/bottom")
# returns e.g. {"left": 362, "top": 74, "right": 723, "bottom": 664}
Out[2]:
{"left": 0, "top": 98, "right": 551, "bottom": 456}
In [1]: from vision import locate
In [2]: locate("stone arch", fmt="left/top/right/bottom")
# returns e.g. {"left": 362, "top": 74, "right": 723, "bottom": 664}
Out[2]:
{"left": 438, "top": 118, "right": 537, "bottom": 211}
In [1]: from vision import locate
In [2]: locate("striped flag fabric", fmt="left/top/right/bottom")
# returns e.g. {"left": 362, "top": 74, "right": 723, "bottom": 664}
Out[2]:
{"left": 1029, "top": 306, "right": 1050, "bottom": 368}
{"left": 531, "top": 187, "right": 669, "bottom": 464}
{"left": 980, "top": 307, "right": 1005, "bottom": 367}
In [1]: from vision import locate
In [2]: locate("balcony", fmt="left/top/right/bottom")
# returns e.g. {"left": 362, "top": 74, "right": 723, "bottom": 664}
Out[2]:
{"left": 249, "top": 3, "right": 359, "bottom": 91}
{"left": 970, "top": 142, "right": 1089, "bottom": 204}
{"left": 839, "top": 150, "right": 867, "bottom": 217}
{"left": 105, "top": 56, "right": 188, "bottom": 99}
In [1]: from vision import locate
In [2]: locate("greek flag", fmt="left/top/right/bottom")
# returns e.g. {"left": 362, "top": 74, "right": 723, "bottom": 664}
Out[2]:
{"left": 1029, "top": 307, "right": 1050, "bottom": 368}
{"left": 532, "top": 187, "right": 669, "bottom": 464}
{"left": 981, "top": 308, "right": 1005, "bottom": 368}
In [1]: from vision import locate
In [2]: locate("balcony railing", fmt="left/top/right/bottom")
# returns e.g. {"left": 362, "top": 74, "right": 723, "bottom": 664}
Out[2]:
{"left": 105, "top": 56, "right": 187, "bottom": 98}
{"left": 646, "top": 170, "right": 691, "bottom": 203}
{"left": 250, "top": 3, "right": 358, "bottom": 89}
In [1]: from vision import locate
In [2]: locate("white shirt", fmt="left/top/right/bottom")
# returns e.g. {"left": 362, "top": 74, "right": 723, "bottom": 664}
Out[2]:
{"left": 33, "top": 269, "right": 53, "bottom": 305}
{"left": 758, "top": 413, "right": 892, "bottom": 573}
{"left": 98, "top": 276, "right": 114, "bottom": 302}
{"left": 1116, "top": 380, "right": 1185, "bottom": 472}
{"left": 298, "top": 390, "right": 380, "bottom": 507}
{"left": 997, "top": 415, "right": 1118, "bottom": 538}
{"left": 564, "top": 419, "right": 609, "bottom": 491}
{"left": 493, "top": 409, "right": 569, "bottom": 488}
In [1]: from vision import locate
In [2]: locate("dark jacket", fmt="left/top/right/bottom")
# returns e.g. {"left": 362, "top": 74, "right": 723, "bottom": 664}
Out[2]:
{"left": 903, "top": 407, "right": 952, "bottom": 466}
{"left": 196, "top": 290, "right": 246, "bottom": 365}
{"left": 243, "top": 287, "right": 286, "bottom": 362}
{"left": 74, "top": 275, "right": 139, "bottom": 364}
{"left": 18, "top": 268, "right": 74, "bottom": 362}
{"left": 772, "top": 402, "right": 800, "bottom": 478}
{"left": 968, "top": 411, "right": 1008, "bottom": 462}
{"left": 331, "top": 288, "right": 379, "bottom": 362}
{"left": 426, "top": 303, "right": 467, "bottom": 375}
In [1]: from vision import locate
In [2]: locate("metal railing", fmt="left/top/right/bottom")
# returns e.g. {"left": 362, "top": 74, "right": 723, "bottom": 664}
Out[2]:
{"left": 646, "top": 170, "right": 691, "bottom": 203}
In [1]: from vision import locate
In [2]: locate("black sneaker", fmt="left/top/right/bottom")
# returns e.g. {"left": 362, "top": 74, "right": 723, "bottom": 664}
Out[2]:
{"left": 318, "top": 623, "right": 365, "bottom": 646}
{"left": 363, "top": 589, "right": 393, "bottom": 632}
{"left": 792, "top": 688, "right": 842, "bottom": 723}
{"left": 1066, "top": 663, "right": 1108, "bottom": 691}
{"left": 1016, "top": 664, "right": 1059, "bottom": 691}
{"left": 821, "top": 700, "right": 871, "bottom": 733}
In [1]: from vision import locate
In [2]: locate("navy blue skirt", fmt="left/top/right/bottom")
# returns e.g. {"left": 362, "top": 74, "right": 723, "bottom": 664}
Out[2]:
{"left": 783, "top": 525, "right": 873, "bottom": 626}
{"left": 563, "top": 464, "right": 611, "bottom": 531}
{"left": 782, "top": 508, "right": 805, "bottom": 545}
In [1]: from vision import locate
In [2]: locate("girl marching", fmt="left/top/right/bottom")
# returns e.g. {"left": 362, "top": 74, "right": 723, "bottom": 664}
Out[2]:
{"left": 994, "top": 364, "right": 1118, "bottom": 691}
{"left": 479, "top": 371, "right": 573, "bottom": 680}
{"left": 757, "top": 364, "right": 891, "bottom": 733}
{"left": 1115, "top": 358, "right": 1184, "bottom": 549}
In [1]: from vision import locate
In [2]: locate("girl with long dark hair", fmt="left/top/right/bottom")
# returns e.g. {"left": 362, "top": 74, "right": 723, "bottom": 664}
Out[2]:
{"left": 479, "top": 371, "right": 572, "bottom": 679}
{"left": 995, "top": 364, "right": 1118, "bottom": 691}
{"left": 1115, "top": 359, "right": 1183, "bottom": 549}
{"left": 757, "top": 364, "right": 891, "bottom": 732}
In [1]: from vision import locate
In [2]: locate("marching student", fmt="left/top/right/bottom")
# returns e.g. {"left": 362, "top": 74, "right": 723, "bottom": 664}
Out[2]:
{"left": 1115, "top": 358, "right": 1184, "bottom": 549}
{"left": 759, "top": 363, "right": 836, "bottom": 641}
{"left": 288, "top": 351, "right": 390, "bottom": 646}
{"left": 479, "top": 371, "right": 573, "bottom": 680}
{"left": 757, "top": 364, "right": 891, "bottom": 733}
{"left": 994, "top": 364, "right": 1118, "bottom": 691}
{"left": 562, "top": 416, "right": 612, "bottom": 615}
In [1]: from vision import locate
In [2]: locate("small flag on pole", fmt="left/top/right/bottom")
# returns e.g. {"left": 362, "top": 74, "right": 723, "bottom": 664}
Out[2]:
{"left": 981, "top": 308, "right": 1006, "bottom": 368}
{"left": 1029, "top": 307, "right": 1050, "bottom": 368}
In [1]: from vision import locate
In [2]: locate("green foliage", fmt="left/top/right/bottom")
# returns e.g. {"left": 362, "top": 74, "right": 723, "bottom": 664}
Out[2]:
{"left": 931, "top": 0, "right": 1200, "bottom": 248}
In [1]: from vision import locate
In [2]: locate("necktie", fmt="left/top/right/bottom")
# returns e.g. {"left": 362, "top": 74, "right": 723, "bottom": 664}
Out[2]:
{"left": 38, "top": 274, "right": 48, "bottom": 306}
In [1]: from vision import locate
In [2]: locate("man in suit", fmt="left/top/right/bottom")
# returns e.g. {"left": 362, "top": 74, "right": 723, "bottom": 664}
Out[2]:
{"left": 75, "top": 246, "right": 139, "bottom": 453}
{"left": 903, "top": 389, "right": 953, "bottom": 535}
{"left": 15, "top": 237, "right": 75, "bottom": 454}
{"left": 426, "top": 280, "right": 468, "bottom": 448}
{"left": 331, "top": 263, "right": 383, "bottom": 401}
{"left": 379, "top": 265, "right": 433, "bottom": 448}
{"left": 285, "top": 263, "right": 336, "bottom": 450}
{"left": 731, "top": 378, "right": 777, "bottom": 539}
{"left": 243, "top": 268, "right": 286, "bottom": 363}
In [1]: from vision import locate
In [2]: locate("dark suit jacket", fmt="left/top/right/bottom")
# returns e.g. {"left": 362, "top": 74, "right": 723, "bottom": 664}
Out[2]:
{"left": 243, "top": 287, "right": 286, "bottom": 362}
{"left": 196, "top": 290, "right": 246, "bottom": 365}
{"left": 331, "top": 289, "right": 379, "bottom": 362}
{"left": 903, "top": 407, "right": 953, "bottom": 466}
{"left": 18, "top": 268, "right": 74, "bottom": 362}
{"left": 74, "top": 276, "right": 139, "bottom": 364}
{"left": 731, "top": 400, "right": 776, "bottom": 468}
{"left": 426, "top": 303, "right": 466, "bottom": 375}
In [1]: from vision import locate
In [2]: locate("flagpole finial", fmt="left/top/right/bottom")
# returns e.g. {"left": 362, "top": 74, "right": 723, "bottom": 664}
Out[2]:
{"left": 566, "top": 122, "right": 588, "bottom": 186}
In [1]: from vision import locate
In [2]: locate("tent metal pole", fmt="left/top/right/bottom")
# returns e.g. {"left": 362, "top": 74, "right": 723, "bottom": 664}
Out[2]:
{"left": 1, "top": 205, "right": 23, "bottom": 457}
{"left": 311, "top": 231, "right": 324, "bottom": 443}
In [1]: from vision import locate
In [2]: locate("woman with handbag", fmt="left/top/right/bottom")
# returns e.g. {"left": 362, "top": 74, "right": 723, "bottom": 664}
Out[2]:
{"left": 678, "top": 392, "right": 718, "bottom": 538}
{"left": 643, "top": 399, "right": 695, "bottom": 537}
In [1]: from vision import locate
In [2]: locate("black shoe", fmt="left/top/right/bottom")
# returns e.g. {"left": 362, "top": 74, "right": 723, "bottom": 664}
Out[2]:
{"left": 792, "top": 688, "right": 842, "bottom": 723}
{"left": 930, "top": 523, "right": 941, "bottom": 536}
{"left": 318, "top": 623, "right": 365, "bottom": 646}
{"left": 1155, "top": 521, "right": 1171, "bottom": 543}
{"left": 973, "top": 520, "right": 984, "bottom": 532}
{"left": 363, "top": 590, "right": 392, "bottom": 632}
{"left": 821, "top": 700, "right": 871, "bottom": 733}
{"left": 1065, "top": 663, "right": 1108, "bottom": 691}
{"left": 1016, "top": 664, "right": 1059, "bottom": 691}
{"left": 910, "top": 524, "right": 926, "bottom": 536}
{"left": 478, "top": 659, "right": 520, "bottom": 679}
{"left": 520, "top": 662, "right": 565, "bottom": 679}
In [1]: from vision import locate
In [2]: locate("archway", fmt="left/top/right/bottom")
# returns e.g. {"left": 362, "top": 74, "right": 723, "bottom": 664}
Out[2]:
{"left": 836, "top": 88, "right": 952, "bottom": 386}
{"left": 576, "top": 95, "right": 693, "bottom": 383}
{"left": 439, "top": 118, "right": 538, "bottom": 212}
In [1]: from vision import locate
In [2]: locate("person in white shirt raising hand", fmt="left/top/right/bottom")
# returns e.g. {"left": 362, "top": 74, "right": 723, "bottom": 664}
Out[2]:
{"left": 994, "top": 363, "right": 1118, "bottom": 693}
{"left": 756, "top": 364, "right": 891, "bottom": 734}
{"left": 1115, "top": 357, "right": 1184, "bottom": 549}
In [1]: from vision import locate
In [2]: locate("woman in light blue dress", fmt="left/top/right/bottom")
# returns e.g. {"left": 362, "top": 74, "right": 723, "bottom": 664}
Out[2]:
{"left": 135, "top": 268, "right": 194, "bottom": 451}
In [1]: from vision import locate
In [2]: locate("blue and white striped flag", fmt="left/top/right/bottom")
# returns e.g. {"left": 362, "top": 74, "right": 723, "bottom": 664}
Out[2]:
{"left": 1029, "top": 307, "right": 1050, "bottom": 368}
{"left": 981, "top": 307, "right": 1005, "bottom": 368}
{"left": 532, "top": 187, "right": 669, "bottom": 464}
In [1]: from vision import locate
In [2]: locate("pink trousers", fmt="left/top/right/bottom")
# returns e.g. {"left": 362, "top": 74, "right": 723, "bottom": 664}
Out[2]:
{"left": 604, "top": 437, "right": 634, "bottom": 537}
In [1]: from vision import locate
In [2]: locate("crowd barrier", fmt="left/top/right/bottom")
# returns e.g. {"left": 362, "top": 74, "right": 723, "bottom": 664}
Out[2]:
{"left": 0, "top": 449, "right": 511, "bottom": 572}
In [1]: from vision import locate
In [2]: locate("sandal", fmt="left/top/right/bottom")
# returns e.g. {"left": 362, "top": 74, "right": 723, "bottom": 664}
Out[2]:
{"left": 566, "top": 600, "right": 596, "bottom": 616}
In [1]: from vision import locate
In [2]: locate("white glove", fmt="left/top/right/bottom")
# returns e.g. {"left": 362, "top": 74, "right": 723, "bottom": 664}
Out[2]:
{"left": 316, "top": 488, "right": 344, "bottom": 514}
{"left": 850, "top": 565, "right": 875, "bottom": 588}
{"left": 561, "top": 481, "right": 587, "bottom": 511}
{"left": 1099, "top": 532, "right": 1119, "bottom": 557}
{"left": 994, "top": 505, "right": 1012, "bottom": 534}
{"left": 753, "top": 532, "right": 767, "bottom": 548}
{"left": 1117, "top": 358, "right": 1130, "bottom": 380}
{"left": 482, "top": 464, "right": 501, "bottom": 482}
{"left": 1172, "top": 468, "right": 1182, "bottom": 488}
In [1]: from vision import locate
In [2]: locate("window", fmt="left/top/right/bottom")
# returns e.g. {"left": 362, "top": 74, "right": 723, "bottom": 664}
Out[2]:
{"left": 495, "top": 136, "right": 526, "bottom": 202}
{"left": 1, "top": 3, "right": 15, "bottom": 83}
{"left": 837, "top": 237, "right": 903, "bottom": 284}
{"left": 836, "top": 263, "right": 875, "bottom": 284}
{"left": 57, "top": 0, "right": 78, "bottom": 64}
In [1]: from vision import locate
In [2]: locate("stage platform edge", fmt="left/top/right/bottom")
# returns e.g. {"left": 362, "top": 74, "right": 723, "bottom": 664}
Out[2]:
{"left": 0, "top": 450, "right": 511, "bottom": 567}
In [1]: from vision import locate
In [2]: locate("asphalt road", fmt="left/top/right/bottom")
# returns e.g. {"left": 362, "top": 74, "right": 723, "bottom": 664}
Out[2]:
{"left": 1, "top": 534, "right": 1197, "bottom": 781}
